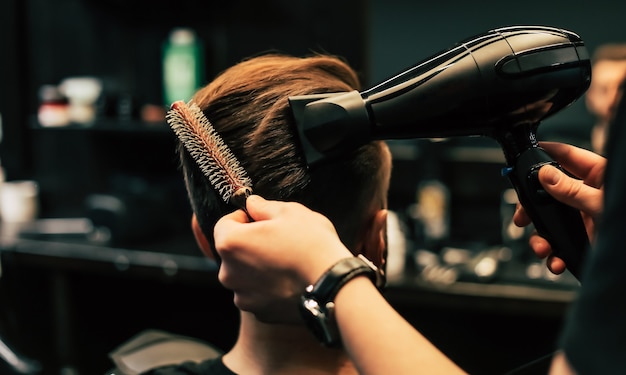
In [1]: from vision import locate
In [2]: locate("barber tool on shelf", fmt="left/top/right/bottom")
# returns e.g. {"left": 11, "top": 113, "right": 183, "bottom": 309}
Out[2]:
{"left": 289, "top": 26, "right": 591, "bottom": 281}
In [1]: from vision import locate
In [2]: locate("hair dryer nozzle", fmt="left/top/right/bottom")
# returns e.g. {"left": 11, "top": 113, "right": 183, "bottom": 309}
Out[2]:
{"left": 289, "top": 91, "right": 371, "bottom": 165}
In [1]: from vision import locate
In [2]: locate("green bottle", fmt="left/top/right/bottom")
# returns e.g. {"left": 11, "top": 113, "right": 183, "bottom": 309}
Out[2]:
{"left": 162, "top": 28, "right": 204, "bottom": 106}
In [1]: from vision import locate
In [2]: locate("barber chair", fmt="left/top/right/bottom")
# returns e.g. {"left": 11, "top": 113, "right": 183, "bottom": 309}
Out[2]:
{"left": 107, "top": 329, "right": 223, "bottom": 375}
{"left": 0, "top": 335, "right": 41, "bottom": 375}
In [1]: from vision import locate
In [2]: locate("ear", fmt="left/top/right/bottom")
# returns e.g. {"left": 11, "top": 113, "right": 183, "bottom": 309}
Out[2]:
{"left": 361, "top": 209, "right": 388, "bottom": 270}
{"left": 191, "top": 214, "right": 215, "bottom": 260}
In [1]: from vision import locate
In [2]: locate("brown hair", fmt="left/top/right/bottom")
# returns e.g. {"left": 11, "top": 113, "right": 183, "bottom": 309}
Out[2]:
{"left": 178, "top": 53, "right": 390, "bottom": 253}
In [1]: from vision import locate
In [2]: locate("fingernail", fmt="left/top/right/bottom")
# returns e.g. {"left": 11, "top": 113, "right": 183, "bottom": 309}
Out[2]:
{"left": 543, "top": 166, "right": 561, "bottom": 186}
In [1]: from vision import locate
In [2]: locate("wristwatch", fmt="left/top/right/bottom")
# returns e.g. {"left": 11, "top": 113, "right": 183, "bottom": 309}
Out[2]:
{"left": 299, "top": 254, "right": 384, "bottom": 347}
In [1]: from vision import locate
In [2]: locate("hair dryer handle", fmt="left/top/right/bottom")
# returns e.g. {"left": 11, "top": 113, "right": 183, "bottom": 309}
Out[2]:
{"left": 505, "top": 147, "right": 589, "bottom": 281}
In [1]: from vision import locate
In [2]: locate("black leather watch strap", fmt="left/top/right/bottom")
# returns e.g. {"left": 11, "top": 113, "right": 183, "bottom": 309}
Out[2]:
{"left": 300, "top": 254, "right": 383, "bottom": 347}
{"left": 307, "top": 255, "right": 381, "bottom": 301}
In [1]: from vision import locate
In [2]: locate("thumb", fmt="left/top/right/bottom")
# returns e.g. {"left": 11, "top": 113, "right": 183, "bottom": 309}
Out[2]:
{"left": 245, "top": 194, "right": 282, "bottom": 221}
{"left": 539, "top": 165, "right": 602, "bottom": 218}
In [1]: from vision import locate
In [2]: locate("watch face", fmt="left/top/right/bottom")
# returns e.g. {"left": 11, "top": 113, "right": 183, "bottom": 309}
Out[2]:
{"left": 300, "top": 296, "right": 340, "bottom": 347}
{"left": 299, "top": 256, "right": 379, "bottom": 347}
{"left": 302, "top": 298, "right": 322, "bottom": 317}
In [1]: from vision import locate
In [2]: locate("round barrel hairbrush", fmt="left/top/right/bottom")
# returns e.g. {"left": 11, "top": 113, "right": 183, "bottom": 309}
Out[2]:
{"left": 166, "top": 100, "right": 253, "bottom": 212}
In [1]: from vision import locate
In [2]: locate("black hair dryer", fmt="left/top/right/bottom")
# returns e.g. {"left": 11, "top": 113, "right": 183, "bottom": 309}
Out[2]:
{"left": 289, "top": 26, "right": 591, "bottom": 281}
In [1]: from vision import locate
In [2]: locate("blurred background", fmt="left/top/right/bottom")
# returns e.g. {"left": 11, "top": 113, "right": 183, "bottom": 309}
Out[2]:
{"left": 0, "top": 0, "right": 624, "bottom": 374}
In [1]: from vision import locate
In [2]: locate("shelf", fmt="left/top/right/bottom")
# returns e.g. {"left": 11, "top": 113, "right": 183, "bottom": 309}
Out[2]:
{"left": 30, "top": 117, "right": 171, "bottom": 134}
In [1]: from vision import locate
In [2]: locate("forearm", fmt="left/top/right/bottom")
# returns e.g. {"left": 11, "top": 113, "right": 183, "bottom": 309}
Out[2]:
{"left": 334, "top": 277, "right": 467, "bottom": 375}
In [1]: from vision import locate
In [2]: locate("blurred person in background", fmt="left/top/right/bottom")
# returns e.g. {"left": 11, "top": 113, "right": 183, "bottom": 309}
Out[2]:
{"left": 586, "top": 43, "right": 626, "bottom": 155}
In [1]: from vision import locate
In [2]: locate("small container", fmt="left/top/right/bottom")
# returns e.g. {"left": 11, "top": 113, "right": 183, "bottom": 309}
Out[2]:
{"left": 38, "top": 85, "right": 70, "bottom": 127}
{"left": 58, "top": 77, "right": 103, "bottom": 125}
{"left": 0, "top": 180, "right": 39, "bottom": 223}
{"left": 162, "top": 28, "right": 204, "bottom": 106}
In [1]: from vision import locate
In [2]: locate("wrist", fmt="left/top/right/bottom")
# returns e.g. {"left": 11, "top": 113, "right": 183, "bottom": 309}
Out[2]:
{"left": 302, "top": 246, "right": 354, "bottom": 285}
{"left": 299, "top": 254, "right": 384, "bottom": 347}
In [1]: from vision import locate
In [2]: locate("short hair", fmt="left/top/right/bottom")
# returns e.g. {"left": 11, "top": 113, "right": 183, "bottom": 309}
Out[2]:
{"left": 177, "top": 54, "right": 390, "bottom": 253}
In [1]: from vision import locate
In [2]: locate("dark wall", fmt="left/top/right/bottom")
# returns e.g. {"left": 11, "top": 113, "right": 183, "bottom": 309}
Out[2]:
{"left": 0, "top": 0, "right": 30, "bottom": 179}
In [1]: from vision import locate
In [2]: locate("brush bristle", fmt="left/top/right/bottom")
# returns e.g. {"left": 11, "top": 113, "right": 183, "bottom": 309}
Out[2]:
{"left": 166, "top": 100, "right": 253, "bottom": 204}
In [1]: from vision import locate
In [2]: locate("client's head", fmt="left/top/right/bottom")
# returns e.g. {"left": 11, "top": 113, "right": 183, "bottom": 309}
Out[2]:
{"left": 177, "top": 53, "right": 392, "bottom": 268}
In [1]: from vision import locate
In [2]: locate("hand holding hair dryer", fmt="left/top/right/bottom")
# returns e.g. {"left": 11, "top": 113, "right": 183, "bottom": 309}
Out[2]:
{"left": 289, "top": 26, "right": 591, "bottom": 280}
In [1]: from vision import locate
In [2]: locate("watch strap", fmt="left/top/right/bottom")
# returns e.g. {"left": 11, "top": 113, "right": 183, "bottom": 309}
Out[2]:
{"left": 307, "top": 254, "right": 381, "bottom": 301}
{"left": 300, "top": 254, "right": 383, "bottom": 347}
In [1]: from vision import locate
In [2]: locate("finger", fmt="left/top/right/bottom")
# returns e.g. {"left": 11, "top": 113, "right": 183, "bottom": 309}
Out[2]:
{"left": 539, "top": 165, "right": 603, "bottom": 218}
{"left": 513, "top": 203, "right": 532, "bottom": 227}
{"left": 528, "top": 233, "right": 568, "bottom": 275}
{"left": 529, "top": 233, "right": 553, "bottom": 259}
{"left": 539, "top": 141, "right": 605, "bottom": 187}
{"left": 223, "top": 207, "right": 253, "bottom": 224}
{"left": 244, "top": 194, "right": 288, "bottom": 221}
{"left": 547, "top": 256, "right": 567, "bottom": 275}
{"left": 213, "top": 209, "right": 252, "bottom": 252}
{"left": 214, "top": 209, "right": 251, "bottom": 237}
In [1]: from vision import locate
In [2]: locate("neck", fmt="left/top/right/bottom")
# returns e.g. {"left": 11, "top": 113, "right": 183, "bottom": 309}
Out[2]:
{"left": 223, "top": 312, "right": 357, "bottom": 375}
